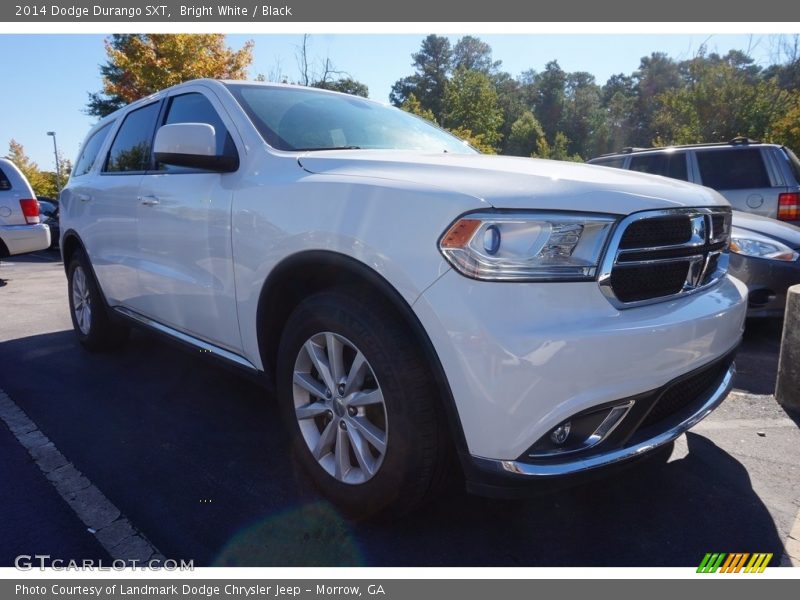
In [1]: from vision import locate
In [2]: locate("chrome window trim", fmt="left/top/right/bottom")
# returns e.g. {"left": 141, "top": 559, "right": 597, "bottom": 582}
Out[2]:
{"left": 598, "top": 207, "right": 731, "bottom": 309}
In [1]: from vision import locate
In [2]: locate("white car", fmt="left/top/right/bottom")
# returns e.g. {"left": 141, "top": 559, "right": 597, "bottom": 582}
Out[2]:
{"left": 0, "top": 157, "right": 51, "bottom": 259}
{"left": 60, "top": 80, "right": 747, "bottom": 518}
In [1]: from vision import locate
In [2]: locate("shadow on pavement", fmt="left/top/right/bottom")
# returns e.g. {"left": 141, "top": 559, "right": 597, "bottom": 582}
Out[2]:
{"left": 734, "top": 318, "right": 783, "bottom": 395}
{"left": 0, "top": 329, "right": 786, "bottom": 567}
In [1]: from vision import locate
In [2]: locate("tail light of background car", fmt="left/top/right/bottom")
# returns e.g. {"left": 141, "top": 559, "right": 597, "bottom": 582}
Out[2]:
{"left": 778, "top": 193, "right": 799, "bottom": 221}
{"left": 19, "top": 199, "right": 40, "bottom": 224}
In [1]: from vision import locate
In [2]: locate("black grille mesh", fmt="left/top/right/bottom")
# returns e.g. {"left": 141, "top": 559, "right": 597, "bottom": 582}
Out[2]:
{"left": 619, "top": 216, "right": 692, "bottom": 249}
{"left": 639, "top": 358, "right": 730, "bottom": 430}
{"left": 610, "top": 262, "right": 689, "bottom": 302}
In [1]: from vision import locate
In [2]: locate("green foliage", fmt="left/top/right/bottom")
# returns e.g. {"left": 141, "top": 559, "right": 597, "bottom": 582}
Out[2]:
{"left": 533, "top": 132, "right": 583, "bottom": 162}
{"left": 389, "top": 34, "right": 800, "bottom": 160}
{"left": 652, "top": 51, "right": 793, "bottom": 145}
{"left": 88, "top": 34, "right": 254, "bottom": 117}
{"left": 313, "top": 77, "right": 369, "bottom": 97}
{"left": 7, "top": 139, "right": 60, "bottom": 198}
{"left": 390, "top": 34, "right": 452, "bottom": 121}
{"left": 442, "top": 68, "right": 503, "bottom": 150}
{"left": 400, "top": 93, "right": 437, "bottom": 122}
{"left": 506, "top": 111, "right": 545, "bottom": 157}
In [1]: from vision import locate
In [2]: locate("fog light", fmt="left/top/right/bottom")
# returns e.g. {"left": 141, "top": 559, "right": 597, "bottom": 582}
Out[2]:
{"left": 550, "top": 422, "right": 571, "bottom": 445}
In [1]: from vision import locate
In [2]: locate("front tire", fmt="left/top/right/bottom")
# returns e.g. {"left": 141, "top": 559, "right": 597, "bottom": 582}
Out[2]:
{"left": 276, "top": 288, "right": 450, "bottom": 520}
{"left": 67, "top": 250, "right": 129, "bottom": 351}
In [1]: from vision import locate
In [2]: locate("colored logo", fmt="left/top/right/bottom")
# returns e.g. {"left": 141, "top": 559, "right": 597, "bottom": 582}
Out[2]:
{"left": 697, "top": 552, "right": 773, "bottom": 573}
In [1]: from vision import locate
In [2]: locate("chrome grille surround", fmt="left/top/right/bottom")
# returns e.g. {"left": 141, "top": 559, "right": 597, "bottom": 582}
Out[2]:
{"left": 598, "top": 207, "right": 732, "bottom": 309}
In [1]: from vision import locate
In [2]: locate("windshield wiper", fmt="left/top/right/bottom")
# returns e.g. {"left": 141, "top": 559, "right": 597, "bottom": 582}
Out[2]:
{"left": 293, "top": 145, "right": 362, "bottom": 151}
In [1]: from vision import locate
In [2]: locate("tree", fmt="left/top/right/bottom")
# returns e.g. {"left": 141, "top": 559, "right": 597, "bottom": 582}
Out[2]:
{"left": 452, "top": 36, "right": 501, "bottom": 74}
{"left": 7, "top": 139, "right": 58, "bottom": 198}
{"left": 446, "top": 127, "right": 498, "bottom": 154}
{"left": 533, "top": 132, "right": 583, "bottom": 162}
{"left": 400, "top": 93, "right": 437, "bottom": 122}
{"left": 652, "top": 51, "right": 792, "bottom": 144}
{"left": 562, "top": 72, "right": 602, "bottom": 158}
{"left": 532, "top": 61, "right": 567, "bottom": 142}
{"left": 88, "top": 34, "right": 254, "bottom": 117}
{"left": 442, "top": 68, "right": 503, "bottom": 151}
{"left": 630, "top": 52, "right": 682, "bottom": 145}
{"left": 506, "top": 111, "right": 545, "bottom": 157}
{"left": 389, "top": 35, "right": 452, "bottom": 121}
{"left": 313, "top": 77, "right": 369, "bottom": 97}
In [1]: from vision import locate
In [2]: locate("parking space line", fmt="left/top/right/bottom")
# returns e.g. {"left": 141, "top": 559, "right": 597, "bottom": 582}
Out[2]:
{"left": 0, "top": 388, "right": 163, "bottom": 564}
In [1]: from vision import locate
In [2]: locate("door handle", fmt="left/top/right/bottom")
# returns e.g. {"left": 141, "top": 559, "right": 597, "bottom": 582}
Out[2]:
{"left": 77, "top": 193, "right": 91, "bottom": 203}
{"left": 139, "top": 195, "right": 160, "bottom": 206}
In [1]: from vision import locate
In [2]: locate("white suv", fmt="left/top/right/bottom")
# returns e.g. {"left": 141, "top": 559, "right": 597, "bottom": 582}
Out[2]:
{"left": 61, "top": 80, "right": 747, "bottom": 518}
{"left": 0, "top": 157, "right": 51, "bottom": 259}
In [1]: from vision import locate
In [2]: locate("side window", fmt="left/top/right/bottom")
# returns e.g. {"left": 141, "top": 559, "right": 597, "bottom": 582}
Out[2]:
{"left": 0, "top": 167, "right": 11, "bottom": 191}
{"left": 629, "top": 153, "right": 688, "bottom": 181}
{"left": 104, "top": 102, "right": 161, "bottom": 173}
{"left": 158, "top": 92, "right": 236, "bottom": 171}
{"left": 591, "top": 157, "right": 625, "bottom": 169}
{"left": 73, "top": 123, "right": 113, "bottom": 177}
{"left": 696, "top": 149, "right": 770, "bottom": 190}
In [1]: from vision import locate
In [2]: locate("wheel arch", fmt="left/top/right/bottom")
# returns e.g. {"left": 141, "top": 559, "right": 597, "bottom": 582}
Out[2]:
{"left": 256, "top": 250, "right": 468, "bottom": 453}
{"left": 60, "top": 229, "right": 86, "bottom": 273}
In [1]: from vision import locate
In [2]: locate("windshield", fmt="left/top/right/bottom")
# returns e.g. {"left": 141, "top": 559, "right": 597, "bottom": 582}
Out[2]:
{"left": 225, "top": 84, "right": 476, "bottom": 154}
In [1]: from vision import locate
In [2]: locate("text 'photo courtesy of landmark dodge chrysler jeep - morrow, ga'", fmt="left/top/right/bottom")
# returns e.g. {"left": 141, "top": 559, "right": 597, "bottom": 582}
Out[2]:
{"left": 60, "top": 80, "right": 747, "bottom": 519}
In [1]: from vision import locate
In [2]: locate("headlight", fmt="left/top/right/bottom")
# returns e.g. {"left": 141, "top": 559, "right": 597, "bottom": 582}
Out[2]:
{"left": 439, "top": 212, "right": 617, "bottom": 281}
{"left": 729, "top": 228, "right": 799, "bottom": 262}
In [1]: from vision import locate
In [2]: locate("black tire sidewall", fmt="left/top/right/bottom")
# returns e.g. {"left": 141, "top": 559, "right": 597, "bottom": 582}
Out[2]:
{"left": 276, "top": 290, "right": 440, "bottom": 519}
{"left": 67, "top": 251, "right": 96, "bottom": 345}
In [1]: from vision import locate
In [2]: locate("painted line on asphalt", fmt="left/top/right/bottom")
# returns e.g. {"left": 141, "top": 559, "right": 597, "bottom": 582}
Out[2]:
{"left": 0, "top": 387, "right": 163, "bottom": 564}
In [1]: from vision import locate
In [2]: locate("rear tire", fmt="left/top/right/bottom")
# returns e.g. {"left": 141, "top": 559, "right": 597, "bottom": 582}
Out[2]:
{"left": 276, "top": 288, "right": 451, "bottom": 520}
{"left": 67, "top": 249, "right": 129, "bottom": 351}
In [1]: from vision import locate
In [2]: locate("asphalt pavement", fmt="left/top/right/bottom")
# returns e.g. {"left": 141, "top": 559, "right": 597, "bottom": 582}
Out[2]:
{"left": 1, "top": 250, "right": 798, "bottom": 567}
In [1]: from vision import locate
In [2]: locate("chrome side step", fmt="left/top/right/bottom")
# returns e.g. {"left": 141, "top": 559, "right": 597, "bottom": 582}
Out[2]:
{"left": 113, "top": 306, "right": 258, "bottom": 372}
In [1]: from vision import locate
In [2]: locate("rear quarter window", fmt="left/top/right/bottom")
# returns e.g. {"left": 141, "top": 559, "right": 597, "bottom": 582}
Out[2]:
{"left": 781, "top": 147, "right": 800, "bottom": 184}
{"left": 696, "top": 148, "right": 770, "bottom": 190}
{"left": 0, "top": 166, "right": 11, "bottom": 190}
{"left": 629, "top": 152, "right": 688, "bottom": 181}
{"left": 73, "top": 123, "right": 113, "bottom": 177}
{"left": 590, "top": 156, "right": 625, "bottom": 169}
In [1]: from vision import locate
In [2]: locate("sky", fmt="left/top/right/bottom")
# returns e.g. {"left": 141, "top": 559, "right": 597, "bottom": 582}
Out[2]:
{"left": 0, "top": 33, "right": 787, "bottom": 170}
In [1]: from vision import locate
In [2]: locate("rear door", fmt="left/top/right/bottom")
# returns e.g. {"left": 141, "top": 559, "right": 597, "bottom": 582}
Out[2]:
{"left": 80, "top": 103, "right": 161, "bottom": 305}
{"left": 693, "top": 147, "right": 778, "bottom": 217}
{"left": 132, "top": 86, "right": 242, "bottom": 351}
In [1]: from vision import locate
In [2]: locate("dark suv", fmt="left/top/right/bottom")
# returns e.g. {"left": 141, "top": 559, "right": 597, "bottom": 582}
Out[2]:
{"left": 589, "top": 138, "right": 800, "bottom": 224}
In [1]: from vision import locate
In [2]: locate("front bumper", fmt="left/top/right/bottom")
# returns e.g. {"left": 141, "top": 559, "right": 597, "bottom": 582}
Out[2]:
{"left": 470, "top": 355, "right": 733, "bottom": 486}
{"left": 413, "top": 270, "right": 747, "bottom": 462}
{"left": 729, "top": 253, "right": 800, "bottom": 318}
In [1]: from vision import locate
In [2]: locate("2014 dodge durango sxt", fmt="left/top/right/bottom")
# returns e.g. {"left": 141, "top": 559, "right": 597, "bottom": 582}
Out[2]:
{"left": 60, "top": 79, "right": 747, "bottom": 518}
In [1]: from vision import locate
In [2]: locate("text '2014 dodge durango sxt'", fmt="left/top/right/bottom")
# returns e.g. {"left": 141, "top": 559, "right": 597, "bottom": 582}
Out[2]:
{"left": 60, "top": 79, "right": 747, "bottom": 519}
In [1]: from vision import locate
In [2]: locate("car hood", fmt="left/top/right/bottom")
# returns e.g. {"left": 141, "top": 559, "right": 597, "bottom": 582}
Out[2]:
{"left": 298, "top": 151, "right": 728, "bottom": 214}
{"left": 732, "top": 210, "right": 800, "bottom": 249}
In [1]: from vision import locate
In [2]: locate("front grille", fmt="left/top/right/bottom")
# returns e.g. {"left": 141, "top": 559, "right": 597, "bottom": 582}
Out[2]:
{"left": 610, "top": 262, "right": 689, "bottom": 302}
{"left": 619, "top": 216, "right": 692, "bottom": 249}
{"left": 600, "top": 208, "right": 731, "bottom": 307}
{"left": 639, "top": 356, "right": 732, "bottom": 430}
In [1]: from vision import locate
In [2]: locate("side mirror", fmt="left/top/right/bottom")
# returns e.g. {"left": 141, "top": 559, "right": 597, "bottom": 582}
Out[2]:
{"left": 153, "top": 123, "right": 238, "bottom": 172}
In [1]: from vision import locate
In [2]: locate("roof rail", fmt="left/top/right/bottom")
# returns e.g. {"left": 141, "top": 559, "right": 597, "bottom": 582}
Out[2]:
{"left": 729, "top": 136, "right": 760, "bottom": 145}
{"left": 620, "top": 147, "right": 647, "bottom": 154}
